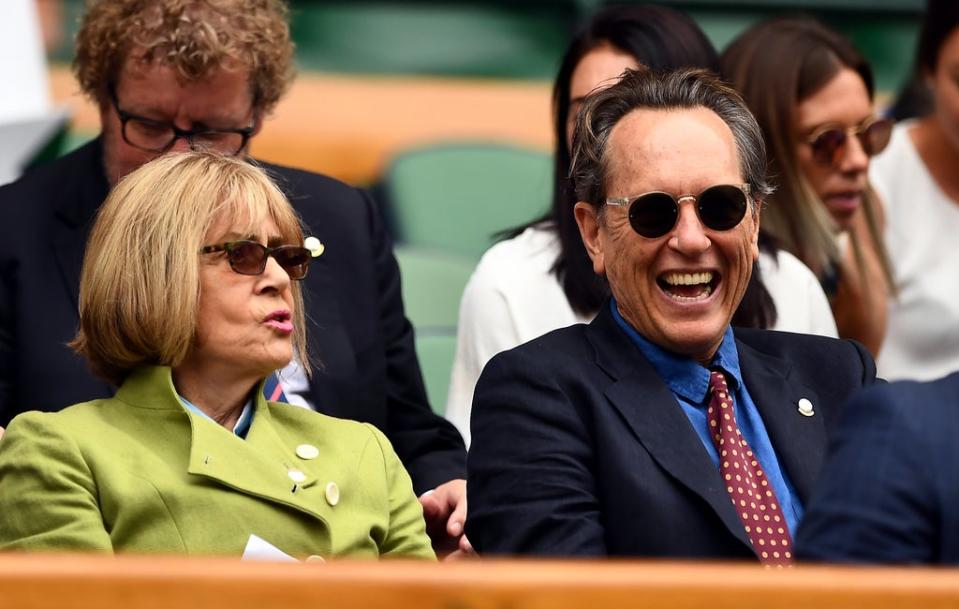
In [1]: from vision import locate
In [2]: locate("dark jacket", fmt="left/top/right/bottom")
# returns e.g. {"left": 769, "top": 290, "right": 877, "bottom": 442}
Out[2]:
{"left": 797, "top": 372, "right": 959, "bottom": 565}
{"left": 466, "top": 304, "right": 877, "bottom": 558}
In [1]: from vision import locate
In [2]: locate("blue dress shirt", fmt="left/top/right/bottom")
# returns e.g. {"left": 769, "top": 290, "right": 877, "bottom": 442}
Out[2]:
{"left": 609, "top": 299, "right": 804, "bottom": 536}
{"left": 179, "top": 395, "right": 254, "bottom": 439}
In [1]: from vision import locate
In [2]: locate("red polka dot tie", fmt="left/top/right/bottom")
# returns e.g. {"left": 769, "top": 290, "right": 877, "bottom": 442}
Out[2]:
{"left": 708, "top": 370, "right": 793, "bottom": 566}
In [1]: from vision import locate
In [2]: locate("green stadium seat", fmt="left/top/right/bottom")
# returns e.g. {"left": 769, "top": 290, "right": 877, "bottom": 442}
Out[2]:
{"left": 414, "top": 332, "right": 458, "bottom": 416}
{"left": 289, "top": 2, "right": 578, "bottom": 78}
{"left": 384, "top": 142, "right": 552, "bottom": 260}
{"left": 394, "top": 245, "right": 474, "bottom": 329}
{"left": 393, "top": 245, "right": 474, "bottom": 415}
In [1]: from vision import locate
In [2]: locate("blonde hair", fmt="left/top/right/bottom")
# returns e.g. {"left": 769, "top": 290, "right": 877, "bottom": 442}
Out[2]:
{"left": 74, "top": 0, "right": 294, "bottom": 113}
{"left": 71, "top": 152, "right": 309, "bottom": 386}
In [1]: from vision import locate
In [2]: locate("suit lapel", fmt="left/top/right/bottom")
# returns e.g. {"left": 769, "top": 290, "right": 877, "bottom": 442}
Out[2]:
{"left": 736, "top": 336, "right": 827, "bottom": 502}
{"left": 51, "top": 139, "right": 108, "bottom": 313}
{"left": 587, "top": 308, "right": 752, "bottom": 549}
{"left": 51, "top": 219, "right": 91, "bottom": 313}
{"left": 299, "top": 250, "right": 352, "bottom": 418}
{"left": 259, "top": 164, "right": 352, "bottom": 418}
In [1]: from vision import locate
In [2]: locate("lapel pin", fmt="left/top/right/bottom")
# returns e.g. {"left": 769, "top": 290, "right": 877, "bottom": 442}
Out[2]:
{"left": 304, "top": 236, "right": 324, "bottom": 258}
{"left": 797, "top": 398, "right": 815, "bottom": 417}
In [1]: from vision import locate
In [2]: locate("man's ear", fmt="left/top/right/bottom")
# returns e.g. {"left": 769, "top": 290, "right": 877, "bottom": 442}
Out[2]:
{"left": 574, "top": 202, "right": 606, "bottom": 276}
{"left": 251, "top": 110, "right": 265, "bottom": 137}
{"left": 749, "top": 198, "right": 762, "bottom": 261}
{"left": 96, "top": 89, "right": 112, "bottom": 132}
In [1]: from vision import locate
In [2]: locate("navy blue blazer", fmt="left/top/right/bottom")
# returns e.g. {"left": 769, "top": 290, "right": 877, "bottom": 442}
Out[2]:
{"left": 466, "top": 304, "right": 877, "bottom": 559}
{"left": 0, "top": 139, "right": 465, "bottom": 494}
{"left": 796, "top": 372, "right": 959, "bottom": 565}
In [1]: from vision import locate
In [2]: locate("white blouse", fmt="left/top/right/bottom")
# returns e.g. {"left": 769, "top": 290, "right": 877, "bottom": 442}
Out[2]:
{"left": 870, "top": 122, "right": 959, "bottom": 381}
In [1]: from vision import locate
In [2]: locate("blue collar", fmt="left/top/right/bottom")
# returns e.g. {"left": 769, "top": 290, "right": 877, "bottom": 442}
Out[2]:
{"left": 178, "top": 394, "right": 254, "bottom": 439}
{"left": 609, "top": 298, "right": 743, "bottom": 402}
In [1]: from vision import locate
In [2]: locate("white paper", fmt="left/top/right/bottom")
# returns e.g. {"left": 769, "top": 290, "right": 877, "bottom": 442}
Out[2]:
{"left": 241, "top": 534, "right": 298, "bottom": 562}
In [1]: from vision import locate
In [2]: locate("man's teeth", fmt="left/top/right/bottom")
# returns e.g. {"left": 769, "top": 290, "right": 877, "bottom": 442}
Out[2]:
{"left": 667, "top": 286, "right": 713, "bottom": 302}
{"left": 660, "top": 271, "right": 714, "bottom": 302}
{"left": 663, "top": 271, "right": 713, "bottom": 286}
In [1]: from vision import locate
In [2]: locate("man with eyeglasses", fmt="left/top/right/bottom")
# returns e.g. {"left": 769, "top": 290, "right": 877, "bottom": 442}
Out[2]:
{"left": 0, "top": 0, "right": 469, "bottom": 557}
{"left": 466, "top": 69, "right": 878, "bottom": 562}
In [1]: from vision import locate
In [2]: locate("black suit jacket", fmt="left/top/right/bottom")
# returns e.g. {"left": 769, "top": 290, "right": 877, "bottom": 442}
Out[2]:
{"left": 0, "top": 139, "right": 465, "bottom": 494}
{"left": 466, "top": 304, "right": 877, "bottom": 559}
{"left": 796, "top": 372, "right": 959, "bottom": 565}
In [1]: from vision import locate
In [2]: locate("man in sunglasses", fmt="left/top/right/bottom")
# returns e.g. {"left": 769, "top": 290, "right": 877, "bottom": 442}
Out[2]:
{"left": 0, "top": 0, "right": 468, "bottom": 556}
{"left": 466, "top": 68, "right": 878, "bottom": 562}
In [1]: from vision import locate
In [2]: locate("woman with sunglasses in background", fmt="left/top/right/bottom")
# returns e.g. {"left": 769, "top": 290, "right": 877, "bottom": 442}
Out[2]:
{"left": 0, "top": 152, "right": 433, "bottom": 559}
{"left": 722, "top": 17, "right": 895, "bottom": 357}
{"left": 869, "top": 0, "right": 959, "bottom": 381}
{"left": 446, "top": 5, "right": 837, "bottom": 446}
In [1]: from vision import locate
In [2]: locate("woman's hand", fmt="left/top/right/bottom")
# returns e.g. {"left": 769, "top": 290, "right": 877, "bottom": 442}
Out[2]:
{"left": 832, "top": 204, "right": 890, "bottom": 356}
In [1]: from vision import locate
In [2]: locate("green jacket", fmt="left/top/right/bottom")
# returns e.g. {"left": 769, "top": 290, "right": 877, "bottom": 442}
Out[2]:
{"left": 0, "top": 366, "right": 434, "bottom": 560}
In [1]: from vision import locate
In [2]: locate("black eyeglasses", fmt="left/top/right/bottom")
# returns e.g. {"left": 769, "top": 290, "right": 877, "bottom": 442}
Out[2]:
{"left": 806, "top": 117, "right": 893, "bottom": 167}
{"left": 200, "top": 241, "right": 311, "bottom": 280}
{"left": 109, "top": 85, "right": 255, "bottom": 155}
{"left": 605, "top": 184, "right": 751, "bottom": 239}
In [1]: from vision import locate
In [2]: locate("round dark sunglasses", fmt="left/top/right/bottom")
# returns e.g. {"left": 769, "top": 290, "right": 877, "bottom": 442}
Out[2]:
{"left": 806, "top": 117, "right": 893, "bottom": 167}
{"left": 199, "top": 240, "right": 311, "bottom": 280}
{"left": 605, "top": 184, "right": 751, "bottom": 239}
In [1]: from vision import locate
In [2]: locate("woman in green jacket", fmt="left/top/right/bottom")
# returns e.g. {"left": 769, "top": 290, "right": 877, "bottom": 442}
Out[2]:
{"left": 0, "top": 152, "right": 433, "bottom": 560}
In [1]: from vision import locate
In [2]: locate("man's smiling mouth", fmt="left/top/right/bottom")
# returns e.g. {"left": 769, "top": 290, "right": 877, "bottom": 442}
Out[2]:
{"left": 657, "top": 271, "right": 719, "bottom": 303}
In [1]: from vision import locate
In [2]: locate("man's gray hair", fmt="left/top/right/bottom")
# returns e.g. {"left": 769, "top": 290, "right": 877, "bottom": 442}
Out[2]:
{"left": 570, "top": 68, "right": 774, "bottom": 210}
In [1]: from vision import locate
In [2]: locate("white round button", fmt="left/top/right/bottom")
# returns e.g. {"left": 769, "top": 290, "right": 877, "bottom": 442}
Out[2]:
{"left": 325, "top": 481, "right": 340, "bottom": 506}
{"left": 296, "top": 444, "right": 319, "bottom": 460}
{"left": 306, "top": 555, "right": 325, "bottom": 563}
{"left": 797, "top": 398, "right": 814, "bottom": 417}
{"left": 288, "top": 469, "right": 307, "bottom": 483}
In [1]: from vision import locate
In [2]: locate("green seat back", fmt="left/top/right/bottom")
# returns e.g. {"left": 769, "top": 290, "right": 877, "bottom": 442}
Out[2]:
{"left": 414, "top": 332, "right": 458, "bottom": 416}
{"left": 289, "top": 2, "right": 577, "bottom": 78}
{"left": 394, "top": 246, "right": 472, "bottom": 415}
{"left": 386, "top": 143, "right": 552, "bottom": 260}
{"left": 394, "top": 245, "right": 474, "bottom": 330}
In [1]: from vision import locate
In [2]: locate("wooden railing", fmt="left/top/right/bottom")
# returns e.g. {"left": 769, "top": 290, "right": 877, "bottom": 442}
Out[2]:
{"left": 1, "top": 554, "right": 957, "bottom": 609}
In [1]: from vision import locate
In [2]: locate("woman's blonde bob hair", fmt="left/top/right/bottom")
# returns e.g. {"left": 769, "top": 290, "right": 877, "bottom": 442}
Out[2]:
{"left": 71, "top": 151, "right": 309, "bottom": 386}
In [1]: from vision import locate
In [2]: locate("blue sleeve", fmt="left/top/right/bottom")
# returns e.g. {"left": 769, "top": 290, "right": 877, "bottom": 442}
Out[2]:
{"left": 796, "top": 383, "right": 938, "bottom": 564}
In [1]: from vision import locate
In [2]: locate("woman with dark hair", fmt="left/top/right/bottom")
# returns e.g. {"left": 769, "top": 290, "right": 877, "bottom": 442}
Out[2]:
{"left": 446, "top": 5, "right": 836, "bottom": 445}
{"left": 722, "top": 17, "right": 894, "bottom": 358}
{"left": 869, "top": 0, "right": 959, "bottom": 380}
